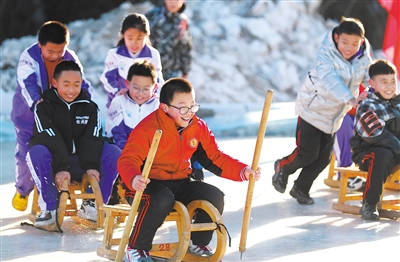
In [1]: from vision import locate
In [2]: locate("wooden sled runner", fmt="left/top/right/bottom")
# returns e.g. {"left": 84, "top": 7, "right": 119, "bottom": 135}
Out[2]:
{"left": 29, "top": 173, "right": 104, "bottom": 231}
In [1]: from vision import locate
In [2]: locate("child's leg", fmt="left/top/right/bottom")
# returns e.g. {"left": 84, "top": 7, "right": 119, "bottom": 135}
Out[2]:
{"left": 126, "top": 180, "right": 175, "bottom": 252}
{"left": 358, "top": 147, "right": 395, "bottom": 204}
{"left": 174, "top": 180, "right": 225, "bottom": 246}
{"left": 26, "top": 145, "right": 59, "bottom": 211}
{"left": 12, "top": 96, "right": 35, "bottom": 196}
{"left": 294, "top": 131, "right": 335, "bottom": 194}
{"left": 279, "top": 117, "right": 327, "bottom": 175}
{"left": 98, "top": 143, "right": 121, "bottom": 203}
{"left": 14, "top": 125, "right": 35, "bottom": 196}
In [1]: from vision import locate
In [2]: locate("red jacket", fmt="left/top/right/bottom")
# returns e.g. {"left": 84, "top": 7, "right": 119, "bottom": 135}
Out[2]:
{"left": 118, "top": 107, "right": 248, "bottom": 191}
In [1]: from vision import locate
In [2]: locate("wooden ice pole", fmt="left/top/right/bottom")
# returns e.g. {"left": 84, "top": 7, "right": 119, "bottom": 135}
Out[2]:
{"left": 239, "top": 90, "right": 274, "bottom": 256}
{"left": 115, "top": 130, "right": 162, "bottom": 262}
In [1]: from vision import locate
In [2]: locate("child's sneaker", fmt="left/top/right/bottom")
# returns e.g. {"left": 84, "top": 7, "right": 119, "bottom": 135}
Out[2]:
{"left": 77, "top": 199, "right": 97, "bottom": 221}
{"left": 34, "top": 210, "right": 56, "bottom": 227}
{"left": 123, "top": 247, "right": 154, "bottom": 262}
{"left": 359, "top": 200, "right": 379, "bottom": 220}
{"left": 12, "top": 191, "right": 29, "bottom": 211}
{"left": 347, "top": 176, "right": 366, "bottom": 192}
{"left": 188, "top": 240, "right": 213, "bottom": 256}
{"left": 272, "top": 159, "right": 288, "bottom": 193}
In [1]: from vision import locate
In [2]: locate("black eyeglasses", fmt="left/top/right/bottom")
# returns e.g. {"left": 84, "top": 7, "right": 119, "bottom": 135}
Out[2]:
{"left": 167, "top": 103, "right": 200, "bottom": 115}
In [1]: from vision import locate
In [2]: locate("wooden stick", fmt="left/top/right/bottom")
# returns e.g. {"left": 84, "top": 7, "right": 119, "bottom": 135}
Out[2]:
{"left": 115, "top": 130, "right": 163, "bottom": 262}
{"left": 239, "top": 90, "right": 274, "bottom": 255}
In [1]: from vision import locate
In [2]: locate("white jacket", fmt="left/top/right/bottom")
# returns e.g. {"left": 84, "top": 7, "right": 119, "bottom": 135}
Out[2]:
{"left": 295, "top": 28, "right": 372, "bottom": 134}
{"left": 106, "top": 93, "right": 160, "bottom": 149}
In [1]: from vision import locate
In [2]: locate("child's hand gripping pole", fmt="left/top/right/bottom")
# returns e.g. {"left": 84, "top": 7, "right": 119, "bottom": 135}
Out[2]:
{"left": 115, "top": 130, "right": 163, "bottom": 262}
{"left": 239, "top": 90, "right": 273, "bottom": 257}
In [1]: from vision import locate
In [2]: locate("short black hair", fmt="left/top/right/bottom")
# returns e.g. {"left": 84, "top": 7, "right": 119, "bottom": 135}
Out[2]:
{"left": 369, "top": 59, "right": 397, "bottom": 80}
{"left": 53, "top": 60, "right": 82, "bottom": 80}
{"left": 127, "top": 60, "right": 156, "bottom": 83}
{"left": 38, "top": 21, "right": 70, "bottom": 45}
{"left": 160, "top": 78, "right": 194, "bottom": 105}
{"left": 336, "top": 17, "right": 365, "bottom": 38}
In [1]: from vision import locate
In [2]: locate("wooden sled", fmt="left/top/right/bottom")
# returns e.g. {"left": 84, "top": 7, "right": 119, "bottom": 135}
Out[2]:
{"left": 29, "top": 173, "right": 104, "bottom": 231}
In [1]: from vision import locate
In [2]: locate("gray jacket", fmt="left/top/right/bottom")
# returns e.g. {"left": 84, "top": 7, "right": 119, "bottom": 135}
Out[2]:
{"left": 295, "top": 28, "right": 372, "bottom": 134}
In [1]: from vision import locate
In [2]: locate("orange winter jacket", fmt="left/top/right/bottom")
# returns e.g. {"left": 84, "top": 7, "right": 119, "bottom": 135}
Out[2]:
{"left": 118, "top": 107, "right": 248, "bottom": 191}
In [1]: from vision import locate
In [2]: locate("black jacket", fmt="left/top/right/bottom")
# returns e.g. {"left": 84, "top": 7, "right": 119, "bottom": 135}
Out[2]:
{"left": 350, "top": 92, "right": 400, "bottom": 163}
{"left": 29, "top": 88, "right": 103, "bottom": 174}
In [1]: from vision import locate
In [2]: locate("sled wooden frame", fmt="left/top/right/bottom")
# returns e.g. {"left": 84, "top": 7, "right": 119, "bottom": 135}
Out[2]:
{"left": 332, "top": 166, "right": 400, "bottom": 220}
{"left": 324, "top": 154, "right": 400, "bottom": 191}
{"left": 29, "top": 173, "right": 104, "bottom": 230}
{"left": 96, "top": 199, "right": 227, "bottom": 262}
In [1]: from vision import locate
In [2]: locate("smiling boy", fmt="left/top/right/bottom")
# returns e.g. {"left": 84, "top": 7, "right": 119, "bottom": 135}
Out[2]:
{"left": 11, "top": 21, "right": 92, "bottom": 212}
{"left": 118, "top": 78, "right": 261, "bottom": 261}
{"left": 26, "top": 60, "right": 120, "bottom": 229}
{"left": 106, "top": 61, "right": 159, "bottom": 149}
{"left": 350, "top": 59, "right": 399, "bottom": 220}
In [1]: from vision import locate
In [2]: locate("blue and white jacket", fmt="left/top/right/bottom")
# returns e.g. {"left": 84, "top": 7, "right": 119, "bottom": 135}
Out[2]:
{"left": 295, "top": 28, "right": 372, "bottom": 134}
{"left": 11, "top": 43, "right": 92, "bottom": 131}
{"left": 106, "top": 93, "right": 160, "bottom": 149}
{"left": 100, "top": 44, "right": 164, "bottom": 108}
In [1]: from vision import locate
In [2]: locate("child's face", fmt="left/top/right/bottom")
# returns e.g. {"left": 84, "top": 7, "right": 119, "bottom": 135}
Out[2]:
{"left": 369, "top": 74, "right": 398, "bottom": 100}
{"left": 334, "top": 33, "right": 363, "bottom": 60}
{"left": 165, "top": 0, "right": 185, "bottom": 13}
{"left": 52, "top": 70, "right": 82, "bottom": 102}
{"left": 123, "top": 28, "right": 147, "bottom": 54}
{"left": 164, "top": 91, "right": 196, "bottom": 128}
{"left": 126, "top": 75, "right": 156, "bottom": 105}
{"left": 39, "top": 42, "right": 67, "bottom": 62}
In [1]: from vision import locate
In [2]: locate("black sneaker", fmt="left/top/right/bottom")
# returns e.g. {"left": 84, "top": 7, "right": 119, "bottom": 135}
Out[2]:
{"left": 272, "top": 160, "right": 288, "bottom": 193}
{"left": 359, "top": 200, "right": 380, "bottom": 220}
{"left": 289, "top": 185, "right": 314, "bottom": 205}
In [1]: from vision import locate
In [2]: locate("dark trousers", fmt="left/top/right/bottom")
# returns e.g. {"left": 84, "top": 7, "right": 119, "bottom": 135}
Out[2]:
{"left": 126, "top": 179, "right": 225, "bottom": 251}
{"left": 280, "top": 117, "right": 335, "bottom": 194}
{"left": 356, "top": 147, "right": 396, "bottom": 204}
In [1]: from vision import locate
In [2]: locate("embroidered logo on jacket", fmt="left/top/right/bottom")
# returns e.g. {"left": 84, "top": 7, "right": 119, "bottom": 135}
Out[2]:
{"left": 76, "top": 116, "right": 89, "bottom": 125}
{"left": 189, "top": 138, "right": 198, "bottom": 148}
{"left": 360, "top": 111, "right": 382, "bottom": 136}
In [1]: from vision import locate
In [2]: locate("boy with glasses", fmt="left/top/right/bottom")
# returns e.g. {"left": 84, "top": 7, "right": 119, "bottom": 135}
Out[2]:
{"left": 118, "top": 78, "right": 261, "bottom": 262}
{"left": 106, "top": 60, "right": 159, "bottom": 149}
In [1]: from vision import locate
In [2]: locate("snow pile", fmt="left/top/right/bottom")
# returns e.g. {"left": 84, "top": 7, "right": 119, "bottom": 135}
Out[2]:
{"left": 1, "top": 0, "right": 335, "bottom": 107}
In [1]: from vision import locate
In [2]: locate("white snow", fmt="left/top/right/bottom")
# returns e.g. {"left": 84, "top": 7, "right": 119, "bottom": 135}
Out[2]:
{"left": 0, "top": 0, "right": 385, "bottom": 125}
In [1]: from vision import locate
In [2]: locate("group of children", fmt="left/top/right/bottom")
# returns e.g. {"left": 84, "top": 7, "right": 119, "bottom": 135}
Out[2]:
{"left": 9, "top": 2, "right": 399, "bottom": 261}
{"left": 10, "top": 1, "right": 260, "bottom": 261}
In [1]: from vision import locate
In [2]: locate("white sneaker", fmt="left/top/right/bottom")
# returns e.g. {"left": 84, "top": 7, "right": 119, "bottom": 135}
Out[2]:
{"left": 347, "top": 176, "right": 366, "bottom": 192}
{"left": 34, "top": 210, "right": 56, "bottom": 227}
{"left": 123, "top": 248, "right": 154, "bottom": 262}
{"left": 188, "top": 240, "right": 213, "bottom": 256}
{"left": 77, "top": 199, "right": 97, "bottom": 221}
